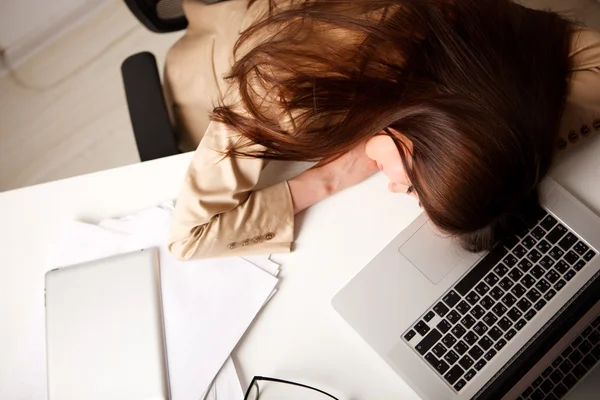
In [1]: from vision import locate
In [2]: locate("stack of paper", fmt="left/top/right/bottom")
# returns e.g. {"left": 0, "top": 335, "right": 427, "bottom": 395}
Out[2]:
{"left": 49, "top": 201, "right": 279, "bottom": 400}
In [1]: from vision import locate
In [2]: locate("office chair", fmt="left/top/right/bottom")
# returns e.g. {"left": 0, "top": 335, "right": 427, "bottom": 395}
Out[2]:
{"left": 121, "top": 0, "right": 223, "bottom": 162}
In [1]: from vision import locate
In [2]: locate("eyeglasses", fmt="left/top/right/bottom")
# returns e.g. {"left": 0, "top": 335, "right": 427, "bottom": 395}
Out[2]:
{"left": 244, "top": 376, "right": 340, "bottom": 400}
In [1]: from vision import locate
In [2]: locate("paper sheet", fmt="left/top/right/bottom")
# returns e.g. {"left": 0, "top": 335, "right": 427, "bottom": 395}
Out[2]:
{"left": 49, "top": 204, "right": 278, "bottom": 400}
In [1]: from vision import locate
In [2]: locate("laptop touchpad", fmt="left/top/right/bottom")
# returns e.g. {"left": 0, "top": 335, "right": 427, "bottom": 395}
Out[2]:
{"left": 399, "top": 220, "right": 469, "bottom": 284}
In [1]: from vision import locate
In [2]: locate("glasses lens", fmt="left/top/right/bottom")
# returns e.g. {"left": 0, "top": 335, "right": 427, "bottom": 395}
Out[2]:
{"left": 246, "top": 380, "right": 334, "bottom": 400}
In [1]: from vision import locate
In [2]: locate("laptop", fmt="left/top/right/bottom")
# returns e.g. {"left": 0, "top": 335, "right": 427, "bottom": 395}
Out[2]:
{"left": 45, "top": 249, "right": 170, "bottom": 400}
{"left": 333, "top": 178, "right": 600, "bottom": 399}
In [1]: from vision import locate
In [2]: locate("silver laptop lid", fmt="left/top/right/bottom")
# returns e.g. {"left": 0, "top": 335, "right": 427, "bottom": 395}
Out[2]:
{"left": 45, "top": 249, "right": 169, "bottom": 400}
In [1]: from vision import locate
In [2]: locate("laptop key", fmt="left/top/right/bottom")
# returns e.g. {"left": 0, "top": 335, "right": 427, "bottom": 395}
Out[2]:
{"left": 546, "top": 224, "right": 567, "bottom": 244}
{"left": 535, "top": 278, "right": 550, "bottom": 293}
{"left": 466, "top": 291, "right": 481, "bottom": 306}
{"left": 490, "top": 286, "right": 504, "bottom": 301}
{"left": 548, "top": 246, "right": 565, "bottom": 261}
{"left": 558, "top": 233, "right": 578, "bottom": 251}
{"left": 451, "top": 324, "right": 467, "bottom": 339}
{"left": 508, "top": 268, "right": 523, "bottom": 282}
{"left": 554, "top": 384, "right": 568, "bottom": 399}
{"left": 484, "top": 272, "right": 500, "bottom": 287}
{"left": 503, "top": 254, "right": 518, "bottom": 267}
{"left": 456, "top": 301, "right": 472, "bottom": 315}
{"left": 562, "top": 345, "right": 574, "bottom": 358}
{"left": 458, "top": 355, "right": 474, "bottom": 370}
{"left": 564, "top": 270, "right": 576, "bottom": 281}
{"left": 404, "top": 329, "right": 416, "bottom": 341}
{"left": 432, "top": 343, "right": 447, "bottom": 358}
{"left": 514, "top": 318, "right": 526, "bottom": 331}
{"left": 461, "top": 315, "right": 476, "bottom": 329}
{"left": 443, "top": 290, "right": 461, "bottom": 308}
{"left": 455, "top": 246, "right": 508, "bottom": 296}
{"left": 489, "top": 326, "right": 503, "bottom": 341}
{"left": 524, "top": 309, "right": 537, "bottom": 321}
{"left": 498, "top": 317, "right": 513, "bottom": 331}
{"left": 513, "top": 245, "right": 527, "bottom": 258}
{"left": 544, "top": 289, "right": 557, "bottom": 301}
{"left": 437, "top": 319, "right": 452, "bottom": 334}
{"left": 552, "top": 356, "right": 563, "bottom": 368}
{"left": 517, "top": 298, "right": 532, "bottom": 312}
{"left": 463, "top": 332, "right": 478, "bottom": 347}
{"left": 424, "top": 311, "right": 435, "bottom": 322}
{"left": 534, "top": 299, "right": 547, "bottom": 311}
{"left": 511, "top": 283, "right": 526, "bottom": 298}
{"left": 453, "top": 378, "right": 467, "bottom": 391}
{"left": 433, "top": 301, "right": 450, "bottom": 317}
{"left": 573, "top": 363, "right": 587, "bottom": 379}
{"left": 530, "top": 265, "right": 545, "bottom": 279}
{"left": 447, "top": 310, "right": 461, "bottom": 324}
{"left": 527, "top": 249, "right": 542, "bottom": 263}
{"left": 484, "top": 349, "right": 497, "bottom": 361}
{"left": 498, "top": 277, "right": 514, "bottom": 291}
{"left": 475, "top": 282, "right": 490, "bottom": 296}
{"left": 554, "top": 279, "right": 566, "bottom": 292}
{"left": 546, "top": 270, "right": 560, "bottom": 284}
{"left": 583, "top": 249, "right": 596, "bottom": 262}
{"left": 563, "top": 373, "right": 578, "bottom": 389}
{"left": 531, "top": 226, "right": 546, "bottom": 241}
{"left": 540, "top": 215, "right": 558, "bottom": 231}
{"left": 550, "top": 369, "right": 564, "bottom": 384}
{"left": 483, "top": 311, "right": 498, "bottom": 327}
{"left": 540, "top": 379, "right": 554, "bottom": 394}
{"left": 492, "top": 303, "right": 508, "bottom": 317}
{"left": 555, "top": 260, "right": 570, "bottom": 274}
{"left": 526, "top": 288, "right": 542, "bottom": 302}
{"left": 468, "top": 345, "right": 484, "bottom": 360}
{"left": 454, "top": 341, "right": 469, "bottom": 355}
{"left": 539, "top": 256, "right": 555, "bottom": 269}
{"left": 582, "top": 354, "right": 596, "bottom": 370}
{"left": 564, "top": 251, "right": 579, "bottom": 266}
{"left": 480, "top": 295, "right": 494, "bottom": 310}
{"left": 573, "top": 241, "right": 589, "bottom": 256}
{"left": 425, "top": 352, "right": 449, "bottom": 375}
{"left": 580, "top": 339, "right": 592, "bottom": 354}
{"left": 442, "top": 333, "right": 457, "bottom": 348}
{"left": 518, "top": 259, "right": 533, "bottom": 273}
{"left": 559, "top": 359, "right": 574, "bottom": 375}
{"left": 521, "top": 274, "right": 536, "bottom": 289}
{"left": 493, "top": 264, "right": 509, "bottom": 277}
{"left": 535, "top": 239, "right": 551, "bottom": 254}
{"left": 470, "top": 305, "right": 485, "bottom": 320}
{"left": 522, "top": 236, "right": 537, "bottom": 249}
{"left": 416, "top": 329, "right": 442, "bottom": 355}
{"left": 464, "top": 369, "right": 476, "bottom": 381}
{"left": 473, "top": 321, "right": 488, "bottom": 336}
{"left": 501, "top": 293, "right": 517, "bottom": 308}
{"left": 478, "top": 336, "right": 493, "bottom": 351}
{"left": 530, "top": 389, "right": 544, "bottom": 400}
{"left": 444, "top": 349, "right": 459, "bottom": 365}
{"left": 415, "top": 320, "right": 430, "bottom": 336}
{"left": 533, "top": 376, "right": 543, "bottom": 388}
{"left": 504, "top": 328, "right": 516, "bottom": 341}
{"left": 494, "top": 338, "right": 507, "bottom": 351}
{"left": 474, "top": 358, "right": 486, "bottom": 371}
{"left": 507, "top": 308, "right": 522, "bottom": 322}
{"left": 574, "top": 259, "right": 587, "bottom": 271}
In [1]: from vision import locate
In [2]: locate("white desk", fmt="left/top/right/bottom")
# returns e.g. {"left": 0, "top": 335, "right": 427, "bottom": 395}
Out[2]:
{"left": 1, "top": 138, "right": 599, "bottom": 399}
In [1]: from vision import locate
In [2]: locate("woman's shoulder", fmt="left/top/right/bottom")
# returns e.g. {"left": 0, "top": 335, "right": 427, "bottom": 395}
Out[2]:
{"left": 569, "top": 26, "right": 600, "bottom": 71}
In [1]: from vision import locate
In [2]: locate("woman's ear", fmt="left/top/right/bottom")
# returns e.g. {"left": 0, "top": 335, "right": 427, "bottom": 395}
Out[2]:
{"left": 365, "top": 135, "right": 409, "bottom": 184}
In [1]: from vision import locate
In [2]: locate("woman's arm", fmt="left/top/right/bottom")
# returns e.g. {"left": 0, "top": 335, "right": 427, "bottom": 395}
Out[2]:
{"left": 169, "top": 122, "right": 295, "bottom": 260}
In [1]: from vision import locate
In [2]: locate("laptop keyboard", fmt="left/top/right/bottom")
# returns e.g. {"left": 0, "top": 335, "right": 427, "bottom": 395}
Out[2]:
{"left": 517, "top": 316, "right": 600, "bottom": 400}
{"left": 402, "top": 210, "right": 597, "bottom": 393}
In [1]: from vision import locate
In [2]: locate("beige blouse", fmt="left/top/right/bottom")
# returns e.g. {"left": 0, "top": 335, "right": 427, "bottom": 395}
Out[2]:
{"left": 165, "top": 0, "right": 600, "bottom": 260}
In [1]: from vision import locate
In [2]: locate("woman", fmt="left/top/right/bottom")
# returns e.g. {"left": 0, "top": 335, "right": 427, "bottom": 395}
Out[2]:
{"left": 165, "top": 0, "right": 600, "bottom": 260}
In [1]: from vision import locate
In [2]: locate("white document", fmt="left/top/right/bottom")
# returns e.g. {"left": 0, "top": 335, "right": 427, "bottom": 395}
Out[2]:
{"left": 49, "top": 204, "right": 278, "bottom": 400}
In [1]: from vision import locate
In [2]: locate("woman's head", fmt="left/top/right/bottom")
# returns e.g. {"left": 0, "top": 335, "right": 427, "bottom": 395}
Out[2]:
{"left": 212, "top": 0, "right": 573, "bottom": 251}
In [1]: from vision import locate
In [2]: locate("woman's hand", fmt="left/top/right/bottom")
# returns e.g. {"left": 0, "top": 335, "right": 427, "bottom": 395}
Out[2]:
{"left": 287, "top": 142, "right": 379, "bottom": 213}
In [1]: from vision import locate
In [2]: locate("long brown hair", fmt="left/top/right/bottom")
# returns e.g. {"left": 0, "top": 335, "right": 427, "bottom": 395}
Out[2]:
{"left": 212, "top": 0, "right": 574, "bottom": 252}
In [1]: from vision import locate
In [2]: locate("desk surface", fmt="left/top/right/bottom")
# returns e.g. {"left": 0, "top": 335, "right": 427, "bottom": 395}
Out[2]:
{"left": 1, "top": 138, "right": 599, "bottom": 399}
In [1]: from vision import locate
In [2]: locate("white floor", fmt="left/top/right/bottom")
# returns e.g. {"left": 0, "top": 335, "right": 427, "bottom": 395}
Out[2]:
{"left": 0, "top": 0, "right": 183, "bottom": 192}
